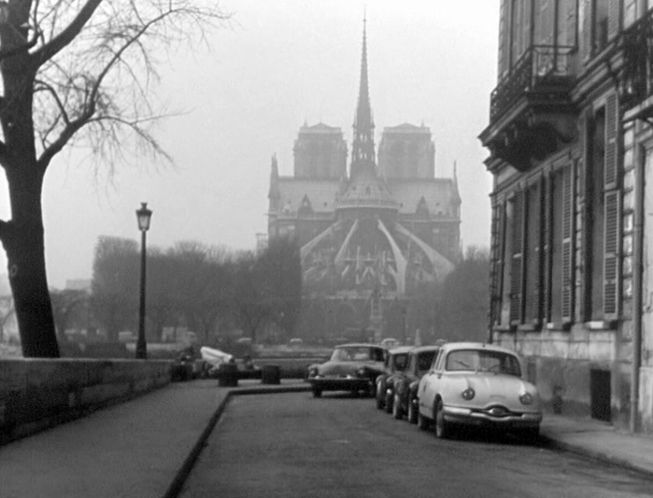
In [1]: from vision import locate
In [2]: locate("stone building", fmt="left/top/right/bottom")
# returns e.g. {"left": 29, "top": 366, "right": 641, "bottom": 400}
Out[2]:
{"left": 268, "top": 22, "right": 461, "bottom": 344}
{"left": 480, "top": 0, "right": 653, "bottom": 432}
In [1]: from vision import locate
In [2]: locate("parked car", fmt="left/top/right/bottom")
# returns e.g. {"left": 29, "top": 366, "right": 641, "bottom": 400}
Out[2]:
{"left": 390, "top": 345, "right": 441, "bottom": 422}
{"left": 306, "top": 343, "right": 387, "bottom": 398}
{"left": 416, "top": 342, "right": 542, "bottom": 439}
{"left": 375, "top": 346, "right": 412, "bottom": 411}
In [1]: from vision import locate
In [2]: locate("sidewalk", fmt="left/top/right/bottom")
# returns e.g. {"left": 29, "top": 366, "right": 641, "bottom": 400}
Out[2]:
{"left": 0, "top": 379, "right": 308, "bottom": 498}
{"left": 540, "top": 413, "right": 653, "bottom": 476}
{"left": 1, "top": 381, "right": 653, "bottom": 498}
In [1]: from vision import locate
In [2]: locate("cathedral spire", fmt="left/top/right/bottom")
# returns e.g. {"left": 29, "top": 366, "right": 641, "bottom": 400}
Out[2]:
{"left": 351, "top": 15, "right": 375, "bottom": 176}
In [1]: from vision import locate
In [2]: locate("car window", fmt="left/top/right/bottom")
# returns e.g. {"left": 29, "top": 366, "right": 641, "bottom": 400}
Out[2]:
{"left": 445, "top": 349, "right": 521, "bottom": 377}
{"left": 393, "top": 353, "right": 408, "bottom": 371}
{"left": 371, "top": 348, "right": 385, "bottom": 362}
{"left": 417, "top": 351, "right": 437, "bottom": 373}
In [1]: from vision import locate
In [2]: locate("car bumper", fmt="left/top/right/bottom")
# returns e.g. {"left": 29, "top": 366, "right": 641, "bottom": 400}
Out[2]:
{"left": 307, "top": 376, "right": 373, "bottom": 392}
{"left": 443, "top": 405, "right": 542, "bottom": 428}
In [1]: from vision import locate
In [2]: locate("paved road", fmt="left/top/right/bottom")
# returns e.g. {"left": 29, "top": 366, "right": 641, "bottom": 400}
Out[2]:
{"left": 180, "top": 392, "right": 653, "bottom": 498}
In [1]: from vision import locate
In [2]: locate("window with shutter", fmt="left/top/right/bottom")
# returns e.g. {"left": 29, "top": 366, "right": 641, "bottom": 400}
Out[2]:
{"left": 605, "top": 92, "right": 618, "bottom": 188}
{"left": 524, "top": 181, "right": 544, "bottom": 323}
{"left": 561, "top": 165, "right": 575, "bottom": 322}
{"left": 603, "top": 191, "right": 620, "bottom": 317}
{"left": 490, "top": 202, "right": 506, "bottom": 326}
{"left": 602, "top": 92, "right": 621, "bottom": 319}
{"left": 510, "top": 191, "right": 525, "bottom": 324}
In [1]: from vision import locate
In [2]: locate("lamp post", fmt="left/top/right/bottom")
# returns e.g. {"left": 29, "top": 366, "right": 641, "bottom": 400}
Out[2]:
{"left": 135, "top": 202, "right": 152, "bottom": 359}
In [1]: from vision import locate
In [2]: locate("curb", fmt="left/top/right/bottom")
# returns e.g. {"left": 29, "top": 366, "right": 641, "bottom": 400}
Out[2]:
{"left": 162, "top": 383, "right": 311, "bottom": 498}
{"left": 540, "top": 434, "right": 653, "bottom": 479}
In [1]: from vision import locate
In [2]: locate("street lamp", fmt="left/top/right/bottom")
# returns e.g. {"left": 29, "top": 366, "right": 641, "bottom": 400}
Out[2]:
{"left": 135, "top": 202, "right": 152, "bottom": 359}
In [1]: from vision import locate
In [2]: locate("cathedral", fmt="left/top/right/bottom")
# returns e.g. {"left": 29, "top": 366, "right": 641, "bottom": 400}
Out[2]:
{"left": 267, "top": 22, "right": 461, "bottom": 343}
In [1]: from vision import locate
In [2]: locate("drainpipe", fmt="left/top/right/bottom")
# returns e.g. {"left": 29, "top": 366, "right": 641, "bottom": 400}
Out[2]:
{"left": 631, "top": 138, "right": 644, "bottom": 433}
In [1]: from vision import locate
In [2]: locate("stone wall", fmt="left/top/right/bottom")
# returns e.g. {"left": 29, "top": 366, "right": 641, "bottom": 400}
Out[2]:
{"left": 0, "top": 358, "right": 171, "bottom": 444}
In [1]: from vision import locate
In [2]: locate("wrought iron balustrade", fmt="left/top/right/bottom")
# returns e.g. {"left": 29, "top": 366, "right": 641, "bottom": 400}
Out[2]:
{"left": 490, "top": 45, "right": 575, "bottom": 122}
{"left": 621, "top": 9, "right": 653, "bottom": 112}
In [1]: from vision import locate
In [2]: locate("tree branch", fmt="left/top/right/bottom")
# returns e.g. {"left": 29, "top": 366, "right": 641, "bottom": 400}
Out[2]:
{"left": 30, "top": 0, "right": 103, "bottom": 69}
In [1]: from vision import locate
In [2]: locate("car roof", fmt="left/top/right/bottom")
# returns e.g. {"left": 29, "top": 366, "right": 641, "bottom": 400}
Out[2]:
{"left": 335, "top": 343, "right": 385, "bottom": 349}
{"left": 388, "top": 346, "right": 413, "bottom": 354}
{"left": 439, "top": 341, "right": 519, "bottom": 356}
{"left": 409, "top": 345, "right": 441, "bottom": 354}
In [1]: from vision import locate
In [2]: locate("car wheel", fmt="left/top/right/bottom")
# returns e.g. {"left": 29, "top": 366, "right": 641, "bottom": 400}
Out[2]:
{"left": 434, "top": 399, "right": 450, "bottom": 439}
{"left": 392, "top": 393, "right": 402, "bottom": 420}
{"left": 384, "top": 391, "right": 393, "bottom": 413}
{"left": 417, "top": 409, "right": 429, "bottom": 431}
{"left": 408, "top": 398, "right": 418, "bottom": 424}
{"left": 312, "top": 387, "right": 322, "bottom": 398}
{"left": 375, "top": 380, "right": 384, "bottom": 409}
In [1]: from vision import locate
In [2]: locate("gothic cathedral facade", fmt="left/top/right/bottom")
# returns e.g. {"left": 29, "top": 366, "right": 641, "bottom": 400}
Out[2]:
{"left": 268, "top": 22, "right": 461, "bottom": 345}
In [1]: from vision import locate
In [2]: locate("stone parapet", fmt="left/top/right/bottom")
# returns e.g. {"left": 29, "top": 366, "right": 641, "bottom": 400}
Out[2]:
{"left": 0, "top": 358, "right": 171, "bottom": 444}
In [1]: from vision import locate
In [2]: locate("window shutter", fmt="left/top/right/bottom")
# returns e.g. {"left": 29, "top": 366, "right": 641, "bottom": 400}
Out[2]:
{"left": 607, "top": 0, "right": 620, "bottom": 40}
{"left": 602, "top": 91, "right": 620, "bottom": 320}
{"left": 490, "top": 202, "right": 506, "bottom": 326}
{"left": 510, "top": 191, "right": 524, "bottom": 324}
{"left": 605, "top": 92, "right": 619, "bottom": 188}
{"left": 603, "top": 190, "right": 620, "bottom": 317}
{"left": 580, "top": 0, "right": 592, "bottom": 60}
{"left": 561, "top": 165, "right": 575, "bottom": 322}
{"left": 565, "top": 0, "right": 579, "bottom": 47}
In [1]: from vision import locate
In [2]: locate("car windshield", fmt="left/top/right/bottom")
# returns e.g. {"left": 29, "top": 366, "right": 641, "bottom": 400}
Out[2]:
{"left": 392, "top": 353, "right": 408, "bottom": 371}
{"left": 331, "top": 347, "right": 382, "bottom": 362}
{"left": 445, "top": 349, "right": 521, "bottom": 377}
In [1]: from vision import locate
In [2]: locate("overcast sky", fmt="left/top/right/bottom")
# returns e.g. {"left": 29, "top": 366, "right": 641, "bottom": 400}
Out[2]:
{"left": 1, "top": 0, "right": 499, "bottom": 289}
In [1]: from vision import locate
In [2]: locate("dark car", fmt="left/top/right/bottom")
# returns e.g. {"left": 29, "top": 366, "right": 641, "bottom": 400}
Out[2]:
{"left": 375, "top": 346, "right": 412, "bottom": 411}
{"left": 307, "top": 343, "right": 387, "bottom": 398}
{"left": 391, "top": 345, "right": 441, "bottom": 422}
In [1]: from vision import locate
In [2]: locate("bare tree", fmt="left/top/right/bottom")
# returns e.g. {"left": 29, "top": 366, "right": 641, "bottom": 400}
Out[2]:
{"left": 0, "top": 1, "right": 231, "bottom": 356}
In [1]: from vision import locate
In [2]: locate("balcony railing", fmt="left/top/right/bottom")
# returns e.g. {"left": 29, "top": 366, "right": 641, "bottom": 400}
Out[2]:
{"left": 621, "top": 9, "right": 653, "bottom": 113}
{"left": 490, "top": 45, "right": 575, "bottom": 122}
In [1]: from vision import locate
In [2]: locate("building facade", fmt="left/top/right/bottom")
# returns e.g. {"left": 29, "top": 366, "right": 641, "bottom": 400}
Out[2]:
{"left": 480, "top": 0, "right": 653, "bottom": 432}
{"left": 268, "top": 23, "right": 461, "bottom": 344}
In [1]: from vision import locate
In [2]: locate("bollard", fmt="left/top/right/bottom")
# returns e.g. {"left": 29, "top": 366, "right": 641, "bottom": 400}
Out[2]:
{"left": 261, "top": 365, "right": 281, "bottom": 385}
{"left": 218, "top": 363, "right": 239, "bottom": 387}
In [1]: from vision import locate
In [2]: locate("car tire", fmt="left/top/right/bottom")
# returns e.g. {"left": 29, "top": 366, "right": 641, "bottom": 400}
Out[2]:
{"left": 417, "top": 410, "right": 429, "bottom": 431}
{"left": 375, "top": 380, "right": 384, "bottom": 409}
{"left": 408, "top": 398, "right": 418, "bottom": 424}
{"left": 434, "top": 399, "right": 450, "bottom": 439}
{"left": 392, "top": 393, "right": 402, "bottom": 419}
{"left": 384, "top": 391, "right": 393, "bottom": 413}
{"left": 312, "top": 388, "right": 322, "bottom": 398}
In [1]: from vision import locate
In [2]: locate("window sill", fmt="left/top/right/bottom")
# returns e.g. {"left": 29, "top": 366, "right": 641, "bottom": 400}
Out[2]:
{"left": 583, "top": 320, "right": 617, "bottom": 331}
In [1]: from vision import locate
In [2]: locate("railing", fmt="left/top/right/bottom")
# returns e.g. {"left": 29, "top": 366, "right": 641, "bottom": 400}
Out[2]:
{"left": 490, "top": 45, "right": 575, "bottom": 122}
{"left": 620, "top": 9, "right": 653, "bottom": 112}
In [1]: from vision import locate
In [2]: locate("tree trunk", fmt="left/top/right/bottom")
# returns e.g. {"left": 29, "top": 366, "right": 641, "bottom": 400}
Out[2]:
{"left": 0, "top": 14, "right": 59, "bottom": 357}
{"left": 3, "top": 205, "right": 59, "bottom": 358}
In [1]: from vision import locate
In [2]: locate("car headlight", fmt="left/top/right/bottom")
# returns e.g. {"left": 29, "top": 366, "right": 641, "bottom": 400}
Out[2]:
{"left": 308, "top": 367, "right": 318, "bottom": 377}
{"left": 519, "top": 392, "right": 534, "bottom": 405}
{"left": 461, "top": 387, "right": 475, "bottom": 401}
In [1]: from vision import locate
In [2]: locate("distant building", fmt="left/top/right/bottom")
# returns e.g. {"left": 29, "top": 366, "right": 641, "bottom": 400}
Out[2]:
{"left": 268, "top": 21, "right": 461, "bottom": 343}
{"left": 479, "top": 1, "right": 653, "bottom": 433}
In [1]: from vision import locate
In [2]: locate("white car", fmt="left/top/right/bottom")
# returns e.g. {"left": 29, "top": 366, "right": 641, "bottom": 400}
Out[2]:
{"left": 416, "top": 342, "right": 542, "bottom": 440}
